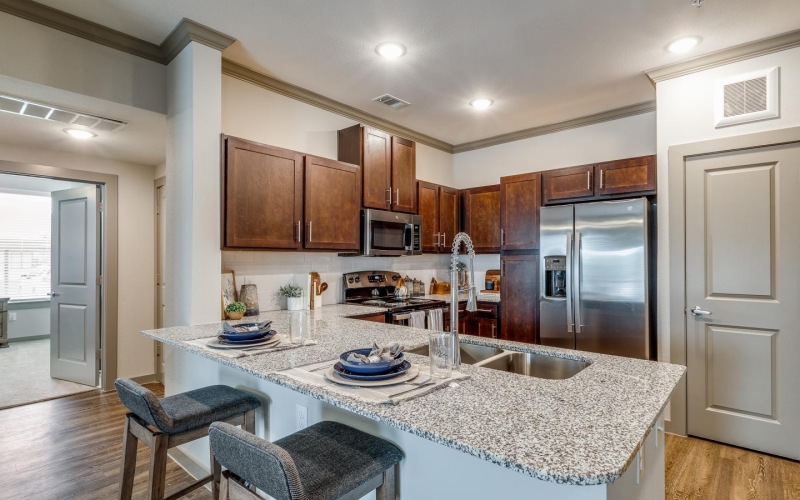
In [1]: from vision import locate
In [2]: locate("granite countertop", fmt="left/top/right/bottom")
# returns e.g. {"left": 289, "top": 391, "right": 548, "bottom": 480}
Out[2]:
{"left": 142, "top": 304, "right": 684, "bottom": 486}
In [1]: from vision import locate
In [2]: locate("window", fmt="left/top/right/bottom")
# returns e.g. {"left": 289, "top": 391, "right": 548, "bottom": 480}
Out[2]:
{"left": 0, "top": 192, "right": 51, "bottom": 301}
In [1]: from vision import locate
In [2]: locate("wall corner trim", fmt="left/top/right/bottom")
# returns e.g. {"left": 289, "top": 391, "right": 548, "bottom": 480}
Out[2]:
{"left": 161, "top": 18, "right": 236, "bottom": 63}
{"left": 646, "top": 28, "right": 800, "bottom": 84}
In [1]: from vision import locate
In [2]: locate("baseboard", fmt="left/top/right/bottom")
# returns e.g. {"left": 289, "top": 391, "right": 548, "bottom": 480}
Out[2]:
{"left": 129, "top": 373, "right": 158, "bottom": 384}
{"left": 168, "top": 447, "right": 211, "bottom": 491}
{"left": 8, "top": 334, "right": 50, "bottom": 342}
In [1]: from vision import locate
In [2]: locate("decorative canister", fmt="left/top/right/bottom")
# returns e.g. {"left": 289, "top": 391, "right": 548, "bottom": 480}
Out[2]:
{"left": 239, "top": 284, "right": 260, "bottom": 316}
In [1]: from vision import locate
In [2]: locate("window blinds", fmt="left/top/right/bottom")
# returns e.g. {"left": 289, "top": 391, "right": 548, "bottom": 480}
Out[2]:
{"left": 0, "top": 193, "right": 51, "bottom": 301}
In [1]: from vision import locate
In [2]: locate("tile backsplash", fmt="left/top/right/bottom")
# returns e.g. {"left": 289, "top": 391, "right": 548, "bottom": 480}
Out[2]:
{"left": 222, "top": 251, "right": 501, "bottom": 312}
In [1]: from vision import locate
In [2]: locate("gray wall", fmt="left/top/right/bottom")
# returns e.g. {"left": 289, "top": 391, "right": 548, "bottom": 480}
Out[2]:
{"left": 8, "top": 301, "right": 49, "bottom": 340}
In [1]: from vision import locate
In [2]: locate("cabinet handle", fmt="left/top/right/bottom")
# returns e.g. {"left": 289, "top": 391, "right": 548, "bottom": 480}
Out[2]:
{"left": 395, "top": 188, "right": 400, "bottom": 206}
{"left": 308, "top": 221, "right": 312, "bottom": 242}
{"left": 586, "top": 171, "right": 592, "bottom": 190}
{"left": 387, "top": 188, "right": 392, "bottom": 206}
{"left": 296, "top": 221, "right": 301, "bottom": 241}
{"left": 599, "top": 169, "right": 605, "bottom": 189}
{"left": 501, "top": 228, "right": 504, "bottom": 246}
{"left": 442, "top": 233, "right": 446, "bottom": 248}
{"left": 491, "top": 323, "right": 497, "bottom": 338}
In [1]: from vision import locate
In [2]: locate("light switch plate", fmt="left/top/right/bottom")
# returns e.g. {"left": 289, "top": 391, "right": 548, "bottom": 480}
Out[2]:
{"left": 9, "top": 312, "right": 16, "bottom": 321}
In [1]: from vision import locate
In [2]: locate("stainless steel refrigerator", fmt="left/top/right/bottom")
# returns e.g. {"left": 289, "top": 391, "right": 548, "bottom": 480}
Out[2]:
{"left": 539, "top": 197, "right": 655, "bottom": 360}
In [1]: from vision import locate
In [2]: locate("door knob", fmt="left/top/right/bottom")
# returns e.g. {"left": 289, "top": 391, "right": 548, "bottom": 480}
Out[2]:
{"left": 690, "top": 306, "right": 711, "bottom": 316}
{"left": 48, "top": 291, "right": 60, "bottom": 297}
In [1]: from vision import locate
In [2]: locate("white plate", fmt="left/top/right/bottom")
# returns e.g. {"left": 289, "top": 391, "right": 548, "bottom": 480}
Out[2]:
{"left": 206, "top": 337, "right": 281, "bottom": 350}
{"left": 324, "top": 365, "right": 421, "bottom": 387}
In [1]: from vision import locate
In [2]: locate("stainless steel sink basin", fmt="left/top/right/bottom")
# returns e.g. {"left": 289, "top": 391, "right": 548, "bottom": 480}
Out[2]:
{"left": 481, "top": 352, "right": 590, "bottom": 380}
{"left": 406, "top": 343, "right": 504, "bottom": 365}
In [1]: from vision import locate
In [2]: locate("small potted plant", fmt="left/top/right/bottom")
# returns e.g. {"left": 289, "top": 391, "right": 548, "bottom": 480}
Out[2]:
{"left": 279, "top": 283, "right": 304, "bottom": 311}
{"left": 225, "top": 301, "right": 246, "bottom": 320}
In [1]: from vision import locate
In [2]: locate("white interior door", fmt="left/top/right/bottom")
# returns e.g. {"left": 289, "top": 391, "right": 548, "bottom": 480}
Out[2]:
{"left": 50, "top": 185, "right": 100, "bottom": 386}
{"left": 685, "top": 142, "right": 800, "bottom": 459}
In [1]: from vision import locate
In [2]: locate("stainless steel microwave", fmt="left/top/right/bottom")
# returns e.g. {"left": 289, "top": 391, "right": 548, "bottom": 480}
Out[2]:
{"left": 361, "top": 209, "right": 422, "bottom": 257}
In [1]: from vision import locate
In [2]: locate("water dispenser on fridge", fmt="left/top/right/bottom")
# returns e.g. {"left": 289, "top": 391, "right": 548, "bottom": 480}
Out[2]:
{"left": 543, "top": 256, "right": 567, "bottom": 298}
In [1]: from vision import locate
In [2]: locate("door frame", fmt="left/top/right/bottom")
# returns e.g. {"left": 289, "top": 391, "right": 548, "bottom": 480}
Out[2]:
{"left": 0, "top": 159, "right": 119, "bottom": 391}
{"left": 154, "top": 176, "right": 165, "bottom": 382}
{"left": 667, "top": 126, "right": 800, "bottom": 435}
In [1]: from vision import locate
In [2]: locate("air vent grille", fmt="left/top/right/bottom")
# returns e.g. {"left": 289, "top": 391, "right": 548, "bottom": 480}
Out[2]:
{"left": 373, "top": 94, "right": 410, "bottom": 109}
{"left": 0, "top": 94, "right": 128, "bottom": 132}
{"left": 723, "top": 76, "right": 767, "bottom": 117}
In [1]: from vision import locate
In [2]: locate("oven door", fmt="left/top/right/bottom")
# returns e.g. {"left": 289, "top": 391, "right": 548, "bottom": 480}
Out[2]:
{"left": 363, "top": 209, "right": 419, "bottom": 256}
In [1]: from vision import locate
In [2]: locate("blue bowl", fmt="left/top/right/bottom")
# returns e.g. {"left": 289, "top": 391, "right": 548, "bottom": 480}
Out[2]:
{"left": 339, "top": 348, "right": 405, "bottom": 375}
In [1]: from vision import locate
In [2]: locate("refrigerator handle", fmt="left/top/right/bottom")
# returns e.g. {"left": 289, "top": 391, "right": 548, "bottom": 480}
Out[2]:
{"left": 565, "top": 232, "right": 574, "bottom": 334}
{"left": 574, "top": 231, "right": 583, "bottom": 334}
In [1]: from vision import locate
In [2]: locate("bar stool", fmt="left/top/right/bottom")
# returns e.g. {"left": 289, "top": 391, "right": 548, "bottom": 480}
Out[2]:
{"left": 209, "top": 420, "right": 403, "bottom": 500}
{"left": 115, "top": 378, "right": 261, "bottom": 500}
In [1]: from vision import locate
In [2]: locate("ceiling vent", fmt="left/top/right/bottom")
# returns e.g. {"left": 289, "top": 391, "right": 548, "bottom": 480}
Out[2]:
{"left": 373, "top": 94, "right": 410, "bottom": 110}
{"left": 0, "top": 94, "right": 128, "bottom": 132}
{"left": 715, "top": 67, "right": 779, "bottom": 128}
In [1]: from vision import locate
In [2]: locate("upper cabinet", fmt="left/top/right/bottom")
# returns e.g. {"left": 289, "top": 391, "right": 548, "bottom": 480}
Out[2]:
{"left": 223, "top": 137, "right": 303, "bottom": 249}
{"left": 338, "top": 125, "right": 417, "bottom": 213}
{"left": 542, "top": 155, "right": 656, "bottom": 205}
{"left": 417, "top": 181, "right": 458, "bottom": 253}
{"left": 222, "top": 136, "right": 361, "bottom": 251}
{"left": 500, "top": 173, "right": 541, "bottom": 251}
{"left": 461, "top": 185, "right": 501, "bottom": 253}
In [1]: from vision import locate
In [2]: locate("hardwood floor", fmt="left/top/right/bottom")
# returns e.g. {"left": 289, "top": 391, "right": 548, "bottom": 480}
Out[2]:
{"left": 0, "top": 384, "right": 210, "bottom": 500}
{"left": 2, "top": 386, "right": 800, "bottom": 499}
{"left": 666, "top": 434, "right": 800, "bottom": 499}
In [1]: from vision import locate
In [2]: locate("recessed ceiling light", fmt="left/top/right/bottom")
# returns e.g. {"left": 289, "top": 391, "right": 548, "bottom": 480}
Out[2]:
{"left": 376, "top": 42, "right": 406, "bottom": 60}
{"left": 64, "top": 128, "right": 96, "bottom": 139}
{"left": 469, "top": 98, "right": 493, "bottom": 110}
{"left": 667, "top": 36, "right": 701, "bottom": 54}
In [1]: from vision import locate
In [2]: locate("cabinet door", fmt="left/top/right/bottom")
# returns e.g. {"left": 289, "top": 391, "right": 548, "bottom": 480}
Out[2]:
{"left": 501, "top": 254, "right": 538, "bottom": 343}
{"left": 462, "top": 185, "right": 501, "bottom": 253}
{"left": 500, "top": 173, "right": 540, "bottom": 251}
{"left": 475, "top": 318, "right": 499, "bottom": 339}
{"left": 595, "top": 155, "right": 656, "bottom": 196}
{"left": 391, "top": 136, "right": 417, "bottom": 213}
{"left": 363, "top": 127, "right": 392, "bottom": 210}
{"left": 304, "top": 155, "right": 361, "bottom": 251}
{"left": 438, "top": 186, "right": 459, "bottom": 251}
{"left": 224, "top": 137, "right": 303, "bottom": 249}
{"left": 542, "top": 164, "right": 594, "bottom": 204}
{"left": 417, "top": 181, "right": 440, "bottom": 253}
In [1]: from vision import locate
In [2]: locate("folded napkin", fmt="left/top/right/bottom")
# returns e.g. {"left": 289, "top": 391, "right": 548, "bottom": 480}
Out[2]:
{"left": 221, "top": 320, "right": 272, "bottom": 334}
{"left": 346, "top": 342, "right": 404, "bottom": 364}
{"left": 186, "top": 334, "right": 316, "bottom": 358}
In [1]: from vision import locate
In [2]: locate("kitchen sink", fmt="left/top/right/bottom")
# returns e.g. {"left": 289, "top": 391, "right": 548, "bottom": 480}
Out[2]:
{"left": 480, "top": 352, "right": 590, "bottom": 380}
{"left": 406, "top": 342, "right": 505, "bottom": 365}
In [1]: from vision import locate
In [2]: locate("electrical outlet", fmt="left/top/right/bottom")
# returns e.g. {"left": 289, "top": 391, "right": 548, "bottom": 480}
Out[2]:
{"left": 9, "top": 312, "right": 16, "bottom": 321}
{"left": 295, "top": 404, "right": 307, "bottom": 430}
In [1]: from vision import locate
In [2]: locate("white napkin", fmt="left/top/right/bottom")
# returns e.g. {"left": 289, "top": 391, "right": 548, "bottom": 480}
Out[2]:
{"left": 186, "top": 334, "right": 316, "bottom": 358}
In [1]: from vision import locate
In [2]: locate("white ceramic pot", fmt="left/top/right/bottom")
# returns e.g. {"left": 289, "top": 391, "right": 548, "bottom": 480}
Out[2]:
{"left": 287, "top": 296, "right": 304, "bottom": 311}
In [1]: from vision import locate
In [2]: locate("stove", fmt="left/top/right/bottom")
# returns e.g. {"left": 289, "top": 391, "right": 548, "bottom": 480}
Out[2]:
{"left": 353, "top": 297, "right": 444, "bottom": 312}
{"left": 343, "top": 271, "right": 446, "bottom": 319}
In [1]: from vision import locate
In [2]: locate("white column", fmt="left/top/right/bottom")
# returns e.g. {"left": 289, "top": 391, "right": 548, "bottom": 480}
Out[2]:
{"left": 165, "top": 42, "right": 222, "bottom": 326}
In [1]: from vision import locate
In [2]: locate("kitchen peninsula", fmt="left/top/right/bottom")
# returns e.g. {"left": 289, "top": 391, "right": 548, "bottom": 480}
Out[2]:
{"left": 144, "top": 304, "right": 684, "bottom": 499}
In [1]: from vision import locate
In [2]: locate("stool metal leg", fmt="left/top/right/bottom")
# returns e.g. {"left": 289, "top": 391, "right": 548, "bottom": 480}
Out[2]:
{"left": 148, "top": 433, "right": 168, "bottom": 500}
{"left": 119, "top": 416, "right": 138, "bottom": 500}
{"left": 375, "top": 465, "right": 397, "bottom": 500}
{"left": 211, "top": 450, "right": 222, "bottom": 499}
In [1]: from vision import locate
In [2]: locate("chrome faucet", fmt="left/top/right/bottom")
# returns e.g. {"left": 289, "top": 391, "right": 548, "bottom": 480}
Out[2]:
{"left": 450, "top": 232, "right": 477, "bottom": 369}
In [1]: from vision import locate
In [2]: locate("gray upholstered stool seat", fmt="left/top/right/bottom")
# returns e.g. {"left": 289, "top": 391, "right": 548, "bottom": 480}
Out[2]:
{"left": 210, "top": 420, "right": 403, "bottom": 500}
{"left": 114, "top": 378, "right": 261, "bottom": 500}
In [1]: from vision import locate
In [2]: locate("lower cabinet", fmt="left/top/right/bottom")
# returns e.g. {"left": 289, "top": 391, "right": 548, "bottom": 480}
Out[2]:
{"left": 501, "top": 254, "right": 538, "bottom": 343}
{"left": 443, "top": 302, "right": 468, "bottom": 333}
{"left": 444, "top": 301, "right": 500, "bottom": 338}
{"left": 351, "top": 313, "right": 386, "bottom": 323}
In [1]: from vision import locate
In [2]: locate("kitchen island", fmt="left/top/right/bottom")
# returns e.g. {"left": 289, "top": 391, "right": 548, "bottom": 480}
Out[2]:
{"left": 143, "top": 304, "right": 684, "bottom": 499}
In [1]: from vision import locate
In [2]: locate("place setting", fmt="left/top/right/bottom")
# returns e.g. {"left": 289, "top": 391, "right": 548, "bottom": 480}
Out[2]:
{"left": 280, "top": 336, "right": 469, "bottom": 405}
{"left": 186, "top": 320, "right": 316, "bottom": 358}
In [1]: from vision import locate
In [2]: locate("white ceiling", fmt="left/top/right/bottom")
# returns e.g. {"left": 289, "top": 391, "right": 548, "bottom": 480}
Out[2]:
{"left": 0, "top": 172, "right": 87, "bottom": 193}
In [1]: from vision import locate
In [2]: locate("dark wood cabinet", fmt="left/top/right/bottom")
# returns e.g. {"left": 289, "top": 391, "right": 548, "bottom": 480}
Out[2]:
{"left": 595, "top": 155, "right": 656, "bottom": 196}
{"left": 542, "top": 155, "right": 656, "bottom": 205}
{"left": 223, "top": 137, "right": 303, "bottom": 249}
{"left": 443, "top": 302, "right": 467, "bottom": 333}
{"left": 542, "top": 164, "right": 594, "bottom": 204}
{"left": 501, "top": 253, "right": 538, "bottom": 344}
{"left": 351, "top": 312, "right": 386, "bottom": 323}
{"left": 338, "top": 125, "right": 416, "bottom": 214}
{"left": 461, "top": 185, "right": 501, "bottom": 253}
{"left": 417, "top": 181, "right": 459, "bottom": 253}
{"left": 467, "top": 302, "right": 500, "bottom": 339}
{"left": 500, "top": 173, "right": 541, "bottom": 251}
{"left": 304, "top": 155, "right": 361, "bottom": 251}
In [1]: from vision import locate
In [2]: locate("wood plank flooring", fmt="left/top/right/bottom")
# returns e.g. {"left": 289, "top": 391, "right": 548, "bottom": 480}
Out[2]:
{"left": 666, "top": 434, "right": 800, "bottom": 499}
{"left": 0, "top": 384, "right": 210, "bottom": 500}
{"left": 2, "top": 386, "right": 800, "bottom": 499}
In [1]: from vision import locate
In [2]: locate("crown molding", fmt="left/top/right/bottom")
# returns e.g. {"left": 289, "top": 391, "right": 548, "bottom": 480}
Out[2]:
{"left": 161, "top": 18, "right": 236, "bottom": 64}
{"left": 221, "top": 59, "right": 454, "bottom": 153}
{"left": 0, "top": 0, "right": 164, "bottom": 62}
{"left": 646, "top": 29, "right": 800, "bottom": 84}
{"left": 452, "top": 101, "right": 656, "bottom": 153}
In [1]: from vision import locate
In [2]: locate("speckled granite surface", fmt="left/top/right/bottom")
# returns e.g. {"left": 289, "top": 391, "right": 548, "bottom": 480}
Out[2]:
{"left": 142, "top": 304, "right": 684, "bottom": 486}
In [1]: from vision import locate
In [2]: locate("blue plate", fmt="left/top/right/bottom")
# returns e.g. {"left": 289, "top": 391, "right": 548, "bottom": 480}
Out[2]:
{"left": 339, "top": 348, "right": 405, "bottom": 375}
{"left": 219, "top": 322, "right": 273, "bottom": 341}
{"left": 216, "top": 330, "right": 277, "bottom": 345}
{"left": 333, "top": 360, "right": 411, "bottom": 381}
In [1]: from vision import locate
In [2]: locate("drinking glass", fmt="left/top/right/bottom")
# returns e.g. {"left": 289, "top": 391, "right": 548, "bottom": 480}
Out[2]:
{"left": 289, "top": 311, "right": 307, "bottom": 344}
{"left": 429, "top": 332, "right": 453, "bottom": 379}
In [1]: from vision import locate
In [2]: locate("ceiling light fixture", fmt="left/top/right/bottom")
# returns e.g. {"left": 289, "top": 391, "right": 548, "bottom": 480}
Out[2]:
{"left": 376, "top": 42, "right": 406, "bottom": 60}
{"left": 469, "top": 98, "right": 494, "bottom": 110}
{"left": 64, "top": 128, "right": 96, "bottom": 139}
{"left": 667, "top": 36, "right": 701, "bottom": 54}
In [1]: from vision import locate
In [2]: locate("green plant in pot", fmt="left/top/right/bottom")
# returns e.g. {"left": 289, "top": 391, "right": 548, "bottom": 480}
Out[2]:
{"left": 279, "top": 283, "right": 304, "bottom": 311}
{"left": 225, "top": 301, "right": 246, "bottom": 320}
